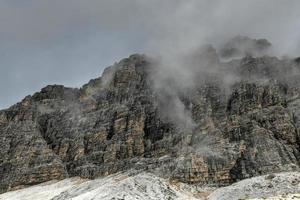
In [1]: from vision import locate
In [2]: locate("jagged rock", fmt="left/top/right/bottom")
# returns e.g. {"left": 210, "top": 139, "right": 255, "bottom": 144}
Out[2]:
{"left": 219, "top": 36, "right": 272, "bottom": 59}
{"left": 0, "top": 52, "right": 299, "bottom": 194}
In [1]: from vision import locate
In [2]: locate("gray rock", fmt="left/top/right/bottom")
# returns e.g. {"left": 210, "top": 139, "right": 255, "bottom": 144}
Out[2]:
{"left": 0, "top": 53, "right": 299, "bottom": 193}
{"left": 219, "top": 36, "right": 272, "bottom": 59}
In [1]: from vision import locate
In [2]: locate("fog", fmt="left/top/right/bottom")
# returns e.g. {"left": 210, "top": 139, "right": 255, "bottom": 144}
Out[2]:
{"left": 0, "top": 0, "right": 300, "bottom": 109}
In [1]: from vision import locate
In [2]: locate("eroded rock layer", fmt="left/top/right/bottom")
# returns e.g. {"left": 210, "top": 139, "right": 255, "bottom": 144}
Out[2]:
{"left": 0, "top": 53, "right": 300, "bottom": 193}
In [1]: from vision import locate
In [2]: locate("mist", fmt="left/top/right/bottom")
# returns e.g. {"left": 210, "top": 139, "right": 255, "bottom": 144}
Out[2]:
{"left": 0, "top": 0, "right": 300, "bottom": 110}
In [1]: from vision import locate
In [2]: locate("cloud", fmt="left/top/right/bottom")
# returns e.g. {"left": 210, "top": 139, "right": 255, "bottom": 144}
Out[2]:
{"left": 1, "top": 0, "right": 300, "bottom": 55}
{"left": 0, "top": 0, "right": 300, "bottom": 109}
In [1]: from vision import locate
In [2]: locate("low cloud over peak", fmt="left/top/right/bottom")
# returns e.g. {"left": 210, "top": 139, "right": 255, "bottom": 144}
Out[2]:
{"left": 0, "top": 0, "right": 300, "bottom": 109}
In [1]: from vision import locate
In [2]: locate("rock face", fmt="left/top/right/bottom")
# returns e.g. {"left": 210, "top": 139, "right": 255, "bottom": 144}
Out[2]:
{"left": 0, "top": 51, "right": 300, "bottom": 193}
{"left": 219, "top": 36, "right": 272, "bottom": 59}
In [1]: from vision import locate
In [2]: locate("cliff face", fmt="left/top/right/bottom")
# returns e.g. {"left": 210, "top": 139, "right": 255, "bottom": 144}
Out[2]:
{"left": 0, "top": 52, "right": 300, "bottom": 193}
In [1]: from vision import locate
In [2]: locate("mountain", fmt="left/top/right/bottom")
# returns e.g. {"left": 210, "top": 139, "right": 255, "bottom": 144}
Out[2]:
{"left": 0, "top": 38, "right": 299, "bottom": 198}
{"left": 219, "top": 36, "right": 272, "bottom": 59}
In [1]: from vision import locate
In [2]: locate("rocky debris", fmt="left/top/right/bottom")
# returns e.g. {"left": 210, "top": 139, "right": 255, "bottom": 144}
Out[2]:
{"left": 0, "top": 178, "right": 85, "bottom": 200}
{"left": 219, "top": 36, "right": 272, "bottom": 59}
{"left": 0, "top": 172, "right": 199, "bottom": 200}
{"left": 208, "top": 172, "right": 300, "bottom": 200}
{"left": 249, "top": 194, "right": 300, "bottom": 200}
{"left": 0, "top": 50, "right": 300, "bottom": 193}
{"left": 0, "top": 172, "right": 299, "bottom": 200}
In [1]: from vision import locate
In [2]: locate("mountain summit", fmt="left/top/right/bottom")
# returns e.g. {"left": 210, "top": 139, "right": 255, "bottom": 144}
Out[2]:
{"left": 0, "top": 38, "right": 300, "bottom": 199}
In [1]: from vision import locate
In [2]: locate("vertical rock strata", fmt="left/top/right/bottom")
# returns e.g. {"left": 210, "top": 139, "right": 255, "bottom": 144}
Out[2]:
{"left": 0, "top": 53, "right": 299, "bottom": 193}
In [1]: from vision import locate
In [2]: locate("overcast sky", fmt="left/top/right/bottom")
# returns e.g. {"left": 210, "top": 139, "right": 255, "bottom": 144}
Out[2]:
{"left": 1, "top": 0, "right": 300, "bottom": 109}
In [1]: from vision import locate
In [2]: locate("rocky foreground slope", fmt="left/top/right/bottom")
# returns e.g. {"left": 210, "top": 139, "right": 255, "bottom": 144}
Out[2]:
{"left": 208, "top": 172, "right": 300, "bottom": 200}
{"left": 0, "top": 172, "right": 199, "bottom": 200}
{"left": 0, "top": 39, "right": 300, "bottom": 194}
{"left": 0, "top": 172, "right": 299, "bottom": 200}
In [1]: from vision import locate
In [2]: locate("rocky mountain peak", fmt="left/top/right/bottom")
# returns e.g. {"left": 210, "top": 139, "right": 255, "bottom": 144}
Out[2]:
{"left": 219, "top": 36, "right": 272, "bottom": 59}
{"left": 0, "top": 40, "right": 300, "bottom": 195}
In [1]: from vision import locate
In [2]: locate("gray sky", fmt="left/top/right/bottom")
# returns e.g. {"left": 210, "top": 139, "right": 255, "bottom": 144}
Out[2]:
{"left": 1, "top": 0, "right": 300, "bottom": 109}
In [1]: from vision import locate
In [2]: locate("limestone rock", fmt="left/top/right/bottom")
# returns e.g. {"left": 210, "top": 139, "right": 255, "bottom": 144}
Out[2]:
{"left": 219, "top": 36, "right": 272, "bottom": 59}
{"left": 0, "top": 52, "right": 299, "bottom": 193}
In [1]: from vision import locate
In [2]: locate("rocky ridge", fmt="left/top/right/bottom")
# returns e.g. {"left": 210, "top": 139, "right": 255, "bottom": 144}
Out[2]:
{"left": 0, "top": 42, "right": 300, "bottom": 194}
